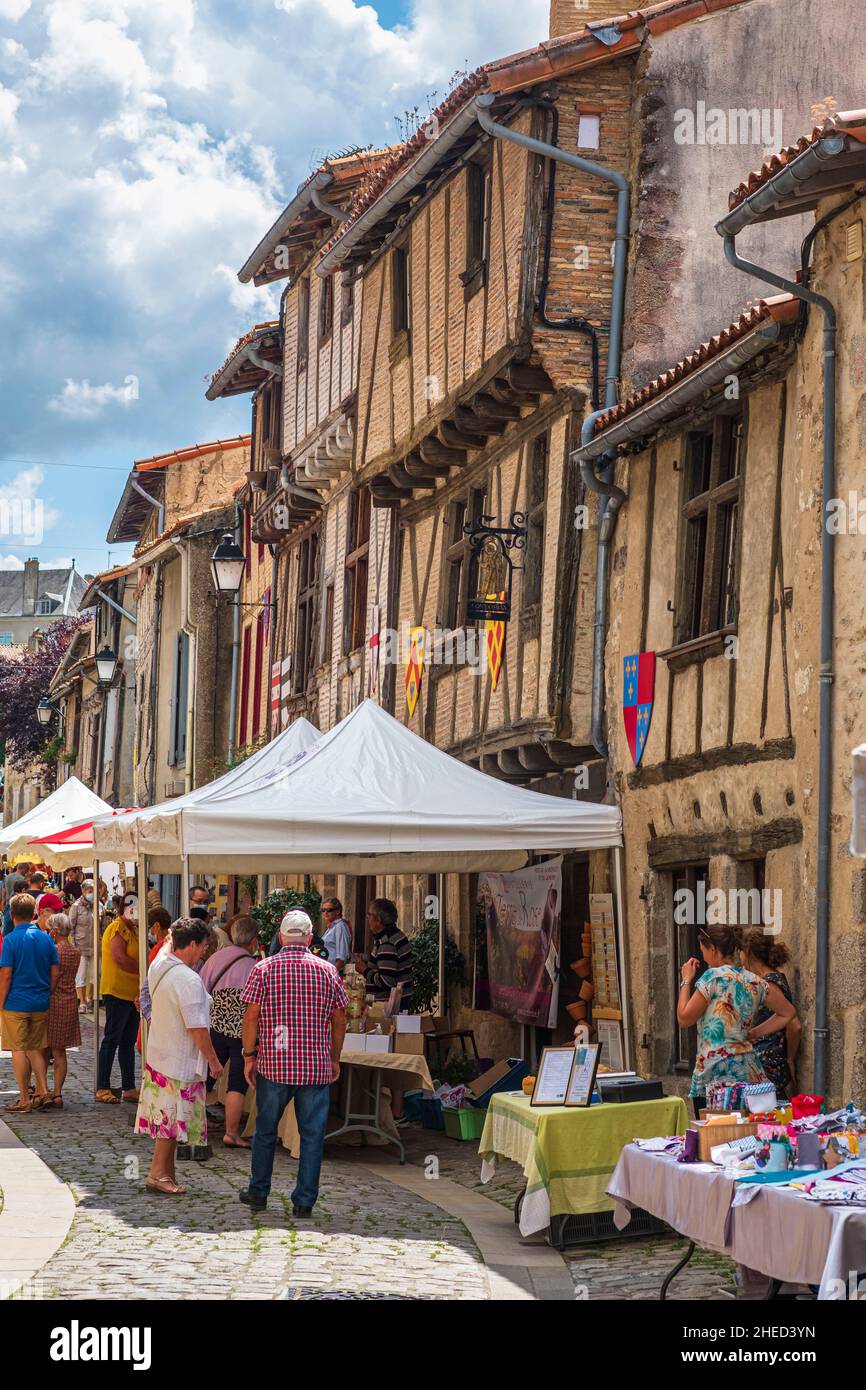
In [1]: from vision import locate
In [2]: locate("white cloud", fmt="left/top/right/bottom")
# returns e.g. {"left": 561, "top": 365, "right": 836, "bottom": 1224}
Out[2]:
{"left": 0, "top": 0, "right": 31, "bottom": 21}
{"left": 0, "top": 553, "right": 25, "bottom": 570}
{"left": 47, "top": 377, "right": 140, "bottom": 419}
{"left": 0, "top": 82, "right": 19, "bottom": 138}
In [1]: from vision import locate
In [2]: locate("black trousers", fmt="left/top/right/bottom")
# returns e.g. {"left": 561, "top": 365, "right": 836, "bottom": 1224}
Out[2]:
{"left": 98, "top": 994, "right": 139, "bottom": 1091}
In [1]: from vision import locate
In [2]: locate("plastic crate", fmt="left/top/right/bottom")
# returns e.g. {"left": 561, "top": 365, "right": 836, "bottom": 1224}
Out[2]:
{"left": 421, "top": 1098, "right": 446, "bottom": 1130}
{"left": 547, "top": 1206, "right": 669, "bottom": 1249}
{"left": 442, "top": 1106, "right": 487, "bottom": 1141}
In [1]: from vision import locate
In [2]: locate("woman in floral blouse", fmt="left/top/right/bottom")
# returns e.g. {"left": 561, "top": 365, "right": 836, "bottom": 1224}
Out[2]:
{"left": 677, "top": 924, "right": 796, "bottom": 1113}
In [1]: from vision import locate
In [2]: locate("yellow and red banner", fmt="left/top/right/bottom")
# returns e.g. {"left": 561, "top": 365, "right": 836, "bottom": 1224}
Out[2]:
{"left": 404, "top": 625, "right": 425, "bottom": 717}
{"left": 486, "top": 593, "right": 506, "bottom": 691}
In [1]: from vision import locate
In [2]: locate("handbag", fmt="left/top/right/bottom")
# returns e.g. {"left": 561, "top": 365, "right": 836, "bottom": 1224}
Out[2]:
{"left": 208, "top": 950, "right": 249, "bottom": 1040}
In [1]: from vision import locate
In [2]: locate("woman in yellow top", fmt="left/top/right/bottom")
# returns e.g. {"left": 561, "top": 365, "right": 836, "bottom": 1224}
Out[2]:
{"left": 96, "top": 892, "right": 141, "bottom": 1104}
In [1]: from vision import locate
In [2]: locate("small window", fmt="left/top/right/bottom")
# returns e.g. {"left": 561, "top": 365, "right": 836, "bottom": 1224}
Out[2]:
{"left": 341, "top": 277, "right": 355, "bottom": 327}
{"left": 318, "top": 273, "right": 334, "bottom": 343}
{"left": 391, "top": 246, "right": 410, "bottom": 339}
{"left": 463, "top": 156, "right": 491, "bottom": 294}
{"left": 293, "top": 532, "right": 319, "bottom": 694}
{"left": 443, "top": 485, "right": 488, "bottom": 630}
{"left": 344, "top": 487, "right": 371, "bottom": 654}
{"left": 168, "top": 630, "right": 190, "bottom": 767}
{"left": 36, "top": 597, "right": 53, "bottom": 615}
{"left": 297, "top": 277, "right": 310, "bottom": 371}
{"left": 522, "top": 433, "right": 548, "bottom": 613}
{"left": 322, "top": 582, "right": 335, "bottom": 665}
{"left": 577, "top": 113, "right": 601, "bottom": 149}
{"left": 677, "top": 413, "right": 743, "bottom": 644}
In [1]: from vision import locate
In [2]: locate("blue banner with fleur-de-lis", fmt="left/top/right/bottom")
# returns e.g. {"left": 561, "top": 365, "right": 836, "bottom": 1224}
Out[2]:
{"left": 623, "top": 652, "right": 656, "bottom": 766}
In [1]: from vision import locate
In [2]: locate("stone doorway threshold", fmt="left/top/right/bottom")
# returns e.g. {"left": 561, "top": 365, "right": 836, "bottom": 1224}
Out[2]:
{"left": 354, "top": 1155, "right": 575, "bottom": 1300}
{"left": 0, "top": 1118, "right": 75, "bottom": 1299}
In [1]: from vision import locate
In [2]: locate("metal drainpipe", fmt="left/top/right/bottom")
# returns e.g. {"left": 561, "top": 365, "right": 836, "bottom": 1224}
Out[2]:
{"left": 719, "top": 231, "right": 836, "bottom": 1095}
{"left": 226, "top": 503, "right": 242, "bottom": 766}
{"left": 473, "top": 93, "right": 631, "bottom": 757}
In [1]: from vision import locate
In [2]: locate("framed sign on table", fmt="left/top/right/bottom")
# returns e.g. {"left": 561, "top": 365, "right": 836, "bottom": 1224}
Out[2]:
{"left": 565, "top": 1043, "right": 601, "bottom": 1108}
{"left": 530, "top": 1046, "right": 577, "bottom": 1106}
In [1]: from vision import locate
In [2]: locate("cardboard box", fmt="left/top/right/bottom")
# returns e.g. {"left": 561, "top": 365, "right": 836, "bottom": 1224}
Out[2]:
{"left": 342, "top": 1035, "right": 368, "bottom": 1055}
{"left": 689, "top": 1118, "right": 758, "bottom": 1162}
{"left": 394, "top": 1032, "right": 426, "bottom": 1056}
{"left": 393, "top": 1013, "right": 436, "bottom": 1034}
{"left": 465, "top": 1058, "right": 525, "bottom": 1104}
{"left": 364, "top": 1033, "right": 393, "bottom": 1055}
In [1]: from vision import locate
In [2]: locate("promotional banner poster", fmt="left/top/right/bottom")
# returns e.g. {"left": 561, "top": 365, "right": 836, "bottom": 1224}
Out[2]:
{"left": 482, "top": 857, "right": 562, "bottom": 1026}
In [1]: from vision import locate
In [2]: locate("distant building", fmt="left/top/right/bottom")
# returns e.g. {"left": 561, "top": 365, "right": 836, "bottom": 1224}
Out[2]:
{"left": 0, "top": 558, "right": 89, "bottom": 647}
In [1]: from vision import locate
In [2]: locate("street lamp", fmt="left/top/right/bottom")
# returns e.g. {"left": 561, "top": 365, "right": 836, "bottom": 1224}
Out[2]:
{"left": 210, "top": 533, "right": 246, "bottom": 597}
{"left": 94, "top": 645, "right": 118, "bottom": 685}
{"left": 36, "top": 697, "right": 53, "bottom": 727}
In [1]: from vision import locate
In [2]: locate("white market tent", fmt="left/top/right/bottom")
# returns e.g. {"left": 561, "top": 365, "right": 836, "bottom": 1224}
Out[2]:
{"left": 92, "top": 700, "right": 622, "bottom": 873}
{"left": 0, "top": 776, "right": 114, "bottom": 862}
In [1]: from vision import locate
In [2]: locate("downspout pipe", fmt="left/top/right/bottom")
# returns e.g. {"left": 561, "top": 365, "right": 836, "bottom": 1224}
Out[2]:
{"left": 718, "top": 229, "right": 836, "bottom": 1095}
{"left": 246, "top": 346, "right": 283, "bottom": 380}
{"left": 226, "top": 503, "right": 242, "bottom": 767}
{"left": 474, "top": 92, "right": 631, "bottom": 758}
{"left": 310, "top": 187, "right": 350, "bottom": 224}
{"left": 130, "top": 477, "right": 165, "bottom": 537}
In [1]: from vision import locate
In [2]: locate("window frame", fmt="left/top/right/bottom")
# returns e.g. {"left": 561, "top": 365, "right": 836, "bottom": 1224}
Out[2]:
{"left": 389, "top": 244, "right": 411, "bottom": 364}
{"left": 674, "top": 413, "right": 744, "bottom": 649}
{"left": 317, "top": 272, "right": 334, "bottom": 345}
{"left": 296, "top": 276, "right": 311, "bottom": 373}
{"left": 442, "top": 483, "right": 489, "bottom": 633}
{"left": 521, "top": 431, "right": 549, "bottom": 626}
{"left": 343, "top": 487, "right": 371, "bottom": 656}
{"left": 461, "top": 152, "right": 492, "bottom": 300}
{"left": 293, "top": 530, "right": 320, "bottom": 694}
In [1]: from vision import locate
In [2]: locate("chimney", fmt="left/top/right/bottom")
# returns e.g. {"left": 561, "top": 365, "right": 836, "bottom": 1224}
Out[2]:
{"left": 23, "top": 557, "right": 39, "bottom": 614}
{"left": 549, "top": 0, "right": 624, "bottom": 39}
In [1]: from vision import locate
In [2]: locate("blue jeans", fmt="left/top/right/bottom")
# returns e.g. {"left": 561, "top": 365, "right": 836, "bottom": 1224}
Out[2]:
{"left": 249, "top": 1074, "right": 331, "bottom": 1207}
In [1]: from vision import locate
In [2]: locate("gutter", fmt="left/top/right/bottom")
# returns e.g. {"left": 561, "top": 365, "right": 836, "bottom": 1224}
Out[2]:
{"left": 238, "top": 170, "right": 336, "bottom": 284}
{"left": 310, "top": 186, "right": 350, "bottom": 224}
{"left": 205, "top": 335, "right": 282, "bottom": 401}
{"left": 317, "top": 101, "right": 482, "bottom": 277}
{"left": 573, "top": 320, "right": 785, "bottom": 462}
{"left": 473, "top": 92, "right": 631, "bottom": 759}
{"left": 715, "top": 215, "right": 838, "bottom": 1099}
{"left": 720, "top": 135, "right": 848, "bottom": 237}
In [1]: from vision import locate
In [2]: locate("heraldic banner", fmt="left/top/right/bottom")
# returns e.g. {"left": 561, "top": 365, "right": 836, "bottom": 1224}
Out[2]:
{"left": 480, "top": 857, "right": 562, "bottom": 1027}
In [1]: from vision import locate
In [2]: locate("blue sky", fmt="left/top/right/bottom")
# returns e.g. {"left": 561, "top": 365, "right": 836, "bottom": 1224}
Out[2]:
{"left": 0, "top": 0, "right": 547, "bottom": 578}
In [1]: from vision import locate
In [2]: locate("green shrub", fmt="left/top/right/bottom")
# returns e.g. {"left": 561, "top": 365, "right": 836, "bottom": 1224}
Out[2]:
{"left": 409, "top": 918, "right": 466, "bottom": 1015}
{"left": 251, "top": 886, "right": 323, "bottom": 953}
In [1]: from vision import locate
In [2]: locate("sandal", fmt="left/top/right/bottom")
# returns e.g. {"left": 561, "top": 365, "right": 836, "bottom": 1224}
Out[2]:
{"left": 122, "top": 1089, "right": 140, "bottom": 1103}
{"left": 4, "top": 1099, "right": 33, "bottom": 1113}
{"left": 50, "top": 1095, "right": 64, "bottom": 1108}
{"left": 30, "top": 1094, "right": 53, "bottom": 1110}
{"left": 223, "top": 1135, "right": 251, "bottom": 1149}
{"left": 95, "top": 1089, "right": 120, "bottom": 1104}
{"left": 145, "top": 1176, "right": 188, "bottom": 1196}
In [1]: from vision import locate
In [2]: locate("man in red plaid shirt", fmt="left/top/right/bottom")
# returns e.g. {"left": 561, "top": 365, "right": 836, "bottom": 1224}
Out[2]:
{"left": 239, "top": 910, "right": 347, "bottom": 1215}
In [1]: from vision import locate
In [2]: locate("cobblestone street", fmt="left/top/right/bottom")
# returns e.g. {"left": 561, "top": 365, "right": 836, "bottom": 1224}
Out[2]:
{"left": 0, "top": 1025, "right": 737, "bottom": 1301}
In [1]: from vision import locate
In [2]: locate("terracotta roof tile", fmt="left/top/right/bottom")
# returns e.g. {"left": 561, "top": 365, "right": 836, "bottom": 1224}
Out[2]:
{"left": 134, "top": 436, "right": 251, "bottom": 472}
{"left": 728, "top": 109, "right": 866, "bottom": 210}
{"left": 592, "top": 294, "right": 798, "bottom": 431}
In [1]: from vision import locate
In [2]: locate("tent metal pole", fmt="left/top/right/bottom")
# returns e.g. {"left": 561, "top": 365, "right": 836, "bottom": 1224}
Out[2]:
{"left": 612, "top": 846, "right": 632, "bottom": 1070}
{"left": 181, "top": 858, "right": 190, "bottom": 917}
{"left": 137, "top": 855, "right": 148, "bottom": 1061}
{"left": 92, "top": 858, "right": 100, "bottom": 1096}
{"left": 437, "top": 873, "right": 446, "bottom": 1018}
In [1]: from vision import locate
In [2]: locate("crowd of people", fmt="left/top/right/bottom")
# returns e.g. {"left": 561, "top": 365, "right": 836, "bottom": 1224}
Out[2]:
{"left": 0, "top": 864, "right": 415, "bottom": 1218}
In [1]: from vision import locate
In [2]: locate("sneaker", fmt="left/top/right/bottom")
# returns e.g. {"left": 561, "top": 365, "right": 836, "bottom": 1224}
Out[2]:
{"left": 239, "top": 1188, "right": 267, "bottom": 1212}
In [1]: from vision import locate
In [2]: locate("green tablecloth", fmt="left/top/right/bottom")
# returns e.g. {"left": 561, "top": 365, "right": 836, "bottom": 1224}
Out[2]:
{"left": 478, "top": 1091, "right": 688, "bottom": 1235}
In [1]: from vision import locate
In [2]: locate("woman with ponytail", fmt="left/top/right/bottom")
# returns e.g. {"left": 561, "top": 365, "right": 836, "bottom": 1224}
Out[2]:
{"left": 740, "top": 930, "right": 801, "bottom": 1099}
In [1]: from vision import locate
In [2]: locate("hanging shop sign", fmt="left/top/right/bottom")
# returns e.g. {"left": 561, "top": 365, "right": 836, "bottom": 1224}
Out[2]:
{"left": 486, "top": 594, "right": 506, "bottom": 691}
{"left": 464, "top": 512, "right": 526, "bottom": 622}
{"left": 404, "top": 625, "right": 425, "bottom": 718}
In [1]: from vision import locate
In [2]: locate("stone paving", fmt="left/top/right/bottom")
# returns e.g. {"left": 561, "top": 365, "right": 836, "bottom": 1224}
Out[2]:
{"left": 1, "top": 1027, "right": 737, "bottom": 1301}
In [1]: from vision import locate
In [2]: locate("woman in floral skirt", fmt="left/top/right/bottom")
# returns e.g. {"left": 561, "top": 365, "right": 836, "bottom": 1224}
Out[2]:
{"left": 677, "top": 924, "right": 796, "bottom": 1115}
{"left": 45, "top": 912, "right": 81, "bottom": 1107}
{"left": 136, "top": 918, "right": 223, "bottom": 1195}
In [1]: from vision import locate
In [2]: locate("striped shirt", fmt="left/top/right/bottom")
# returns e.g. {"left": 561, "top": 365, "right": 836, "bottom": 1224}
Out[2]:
{"left": 367, "top": 925, "right": 413, "bottom": 1009}
{"left": 241, "top": 944, "right": 348, "bottom": 1085}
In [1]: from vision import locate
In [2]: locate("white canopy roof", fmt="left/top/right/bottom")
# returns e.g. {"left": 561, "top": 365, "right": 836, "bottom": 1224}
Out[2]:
{"left": 93, "top": 700, "right": 621, "bottom": 873}
{"left": 1, "top": 776, "right": 114, "bottom": 860}
{"left": 90, "top": 716, "right": 320, "bottom": 864}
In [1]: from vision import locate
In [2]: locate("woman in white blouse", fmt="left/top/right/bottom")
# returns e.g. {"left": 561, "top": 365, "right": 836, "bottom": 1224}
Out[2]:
{"left": 136, "top": 918, "right": 223, "bottom": 1196}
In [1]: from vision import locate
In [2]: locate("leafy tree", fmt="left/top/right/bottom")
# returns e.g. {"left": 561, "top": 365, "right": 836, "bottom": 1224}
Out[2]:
{"left": 409, "top": 918, "right": 466, "bottom": 1015}
{"left": 251, "top": 885, "right": 323, "bottom": 953}
{"left": 0, "top": 619, "right": 82, "bottom": 775}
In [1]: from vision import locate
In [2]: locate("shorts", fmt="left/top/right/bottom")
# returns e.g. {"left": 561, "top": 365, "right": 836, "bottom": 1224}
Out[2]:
{"left": 211, "top": 1029, "right": 247, "bottom": 1095}
{"left": 1, "top": 1009, "right": 49, "bottom": 1051}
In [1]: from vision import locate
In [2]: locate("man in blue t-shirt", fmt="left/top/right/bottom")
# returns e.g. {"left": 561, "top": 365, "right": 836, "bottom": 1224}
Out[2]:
{"left": 0, "top": 892, "right": 59, "bottom": 1111}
